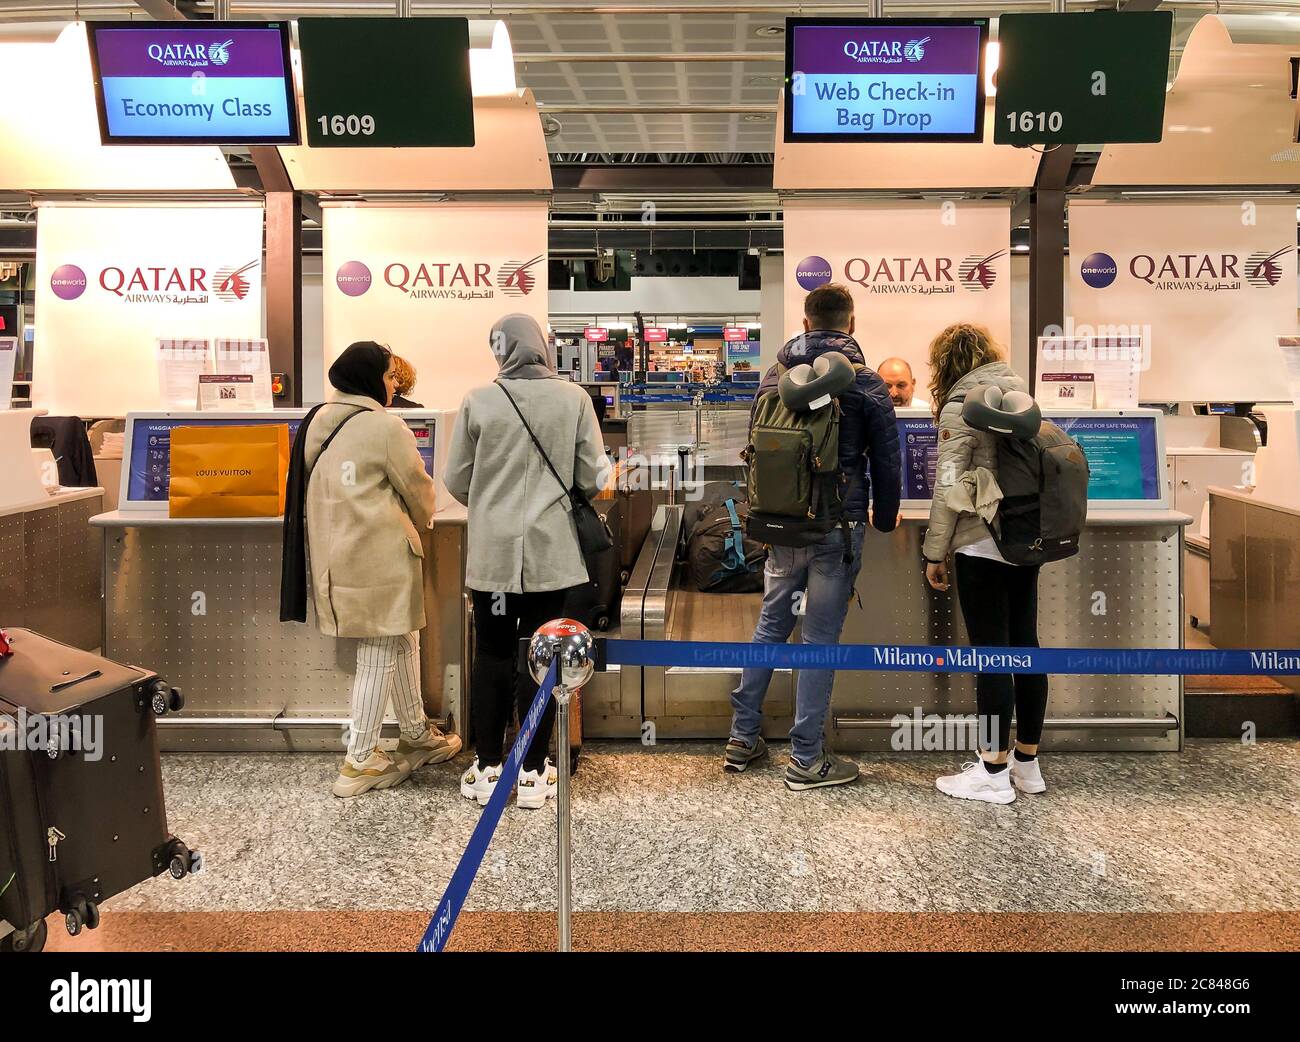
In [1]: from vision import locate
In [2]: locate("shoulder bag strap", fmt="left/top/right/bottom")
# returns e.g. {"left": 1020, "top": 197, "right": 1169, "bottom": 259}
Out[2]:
{"left": 317, "top": 405, "right": 367, "bottom": 461}
{"left": 497, "top": 380, "right": 570, "bottom": 499}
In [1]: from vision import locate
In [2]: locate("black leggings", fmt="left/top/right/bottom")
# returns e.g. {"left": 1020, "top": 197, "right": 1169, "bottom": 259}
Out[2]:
{"left": 954, "top": 554, "right": 1048, "bottom": 755}
{"left": 470, "top": 588, "right": 570, "bottom": 773}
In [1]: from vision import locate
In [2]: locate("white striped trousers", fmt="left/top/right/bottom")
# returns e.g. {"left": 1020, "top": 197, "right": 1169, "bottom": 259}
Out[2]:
{"left": 346, "top": 631, "right": 428, "bottom": 762}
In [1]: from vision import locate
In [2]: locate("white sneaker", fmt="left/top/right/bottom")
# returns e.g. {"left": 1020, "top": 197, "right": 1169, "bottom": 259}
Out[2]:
{"left": 935, "top": 759, "right": 1016, "bottom": 805}
{"left": 459, "top": 759, "right": 503, "bottom": 807}
{"left": 516, "top": 758, "right": 558, "bottom": 810}
{"left": 1008, "top": 753, "right": 1046, "bottom": 794}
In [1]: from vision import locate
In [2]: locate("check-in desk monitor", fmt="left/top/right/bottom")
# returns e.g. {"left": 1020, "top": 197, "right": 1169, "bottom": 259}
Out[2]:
{"left": 120, "top": 408, "right": 454, "bottom": 514}
{"left": 893, "top": 406, "right": 1168, "bottom": 510}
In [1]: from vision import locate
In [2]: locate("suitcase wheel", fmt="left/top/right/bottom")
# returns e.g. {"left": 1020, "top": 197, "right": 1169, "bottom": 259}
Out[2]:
{"left": 166, "top": 839, "right": 200, "bottom": 880}
{"left": 1, "top": 919, "right": 47, "bottom": 953}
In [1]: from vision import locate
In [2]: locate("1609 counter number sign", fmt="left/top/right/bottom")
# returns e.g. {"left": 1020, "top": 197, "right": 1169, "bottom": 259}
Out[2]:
{"left": 315, "top": 114, "right": 376, "bottom": 138}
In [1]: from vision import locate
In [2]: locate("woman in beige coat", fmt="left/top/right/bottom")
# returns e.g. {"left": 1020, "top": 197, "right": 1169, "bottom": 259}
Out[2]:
{"left": 921, "top": 323, "right": 1048, "bottom": 806}
{"left": 282, "top": 341, "right": 460, "bottom": 797}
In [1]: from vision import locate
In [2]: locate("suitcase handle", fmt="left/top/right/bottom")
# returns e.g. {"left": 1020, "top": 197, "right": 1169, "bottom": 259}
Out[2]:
{"left": 49, "top": 669, "right": 102, "bottom": 693}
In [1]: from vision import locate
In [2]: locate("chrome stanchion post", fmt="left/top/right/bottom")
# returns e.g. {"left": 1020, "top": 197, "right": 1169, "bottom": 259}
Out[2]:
{"left": 527, "top": 619, "right": 595, "bottom": 953}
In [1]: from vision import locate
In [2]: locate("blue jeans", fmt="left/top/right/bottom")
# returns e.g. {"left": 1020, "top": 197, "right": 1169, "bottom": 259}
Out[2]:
{"left": 729, "top": 524, "right": 866, "bottom": 764}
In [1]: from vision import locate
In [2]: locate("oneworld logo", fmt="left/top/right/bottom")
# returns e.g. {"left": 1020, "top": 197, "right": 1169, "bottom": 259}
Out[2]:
{"left": 335, "top": 260, "right": 372, "bottom": 297}
{"left": 147, "top": 38, "right": 233, "bottom": 68}
{"left": 1080, "top": 252, "right": 1118, "bottom": 289}
{"left": 795, "top": 255, "right": 833, "bottom": 291}
{"left": 50, "top": 263, "right": 87, "bottom": 301}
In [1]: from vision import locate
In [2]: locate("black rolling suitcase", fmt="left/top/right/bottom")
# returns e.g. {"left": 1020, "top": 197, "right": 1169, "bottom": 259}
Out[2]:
{"left": 563, "top": 497, "right": 623, "bottom": 631}
{"left": 0, "top": 628, "right": 198, "bottom": 952}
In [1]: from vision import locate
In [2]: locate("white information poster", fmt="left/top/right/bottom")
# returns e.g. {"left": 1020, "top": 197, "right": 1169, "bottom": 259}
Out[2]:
{"left": 1067, "top": 199, "right": 1298, "bottom": 402}
{"left": 782, "top": 199, "right": 1012, "bottom": 391}
{"left": 322, "top": 202, "right": 549, "bottom": 411}
{"left": 0, "top": 337, "right": 16, "bottom": 411}
{"left": 156, "top": 338, "right": 212, "bottom": 410}
{"left": 34, "top": 203, "right": 265, "bottom": 416}
{"left": 198, "top": 373, "right": 256, "bottom": 411}
{"left": 1279, "top": 336, "right": 1300, "bottom": 409}
{"left": 214, "top": 338, "right": 273, "bottom": 410}
{"left": 1036, "top": 335, "right": 1141, "bottom": 409}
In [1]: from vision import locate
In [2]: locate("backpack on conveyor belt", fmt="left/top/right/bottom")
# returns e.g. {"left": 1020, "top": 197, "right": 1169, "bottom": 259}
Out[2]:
{"left": 687, "top": 498, "right": 766, "bottom": 593}
{"left": 743, "top": 361, "right": 860, "bottom": 549}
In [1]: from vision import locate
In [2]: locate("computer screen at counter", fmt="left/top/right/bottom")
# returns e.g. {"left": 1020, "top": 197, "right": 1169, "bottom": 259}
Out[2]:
{"left": 895, "top": 411, "right": 1164, "bottom": 506}
{"left": 123, "top": 413, "right": 436, "bottom": 506}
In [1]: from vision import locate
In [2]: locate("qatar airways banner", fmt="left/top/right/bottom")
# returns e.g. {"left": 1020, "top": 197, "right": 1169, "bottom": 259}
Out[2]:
{"left": 322, "top": 203, "right": 548, "bottom": 411}
{"left": 783, "top": 200, "right": 1011, "bottom": 388}
{"left": 34, "top": 203, "right": 264, "bottom": 415}
{"left": 1068, "top": 199, "right": 1297, "bottom": 402}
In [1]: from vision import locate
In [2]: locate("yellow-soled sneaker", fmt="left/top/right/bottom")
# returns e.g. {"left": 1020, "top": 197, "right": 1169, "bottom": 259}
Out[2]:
{"left": 332, "top": 749, "right": 411, "bottom": 798}
{"left": 395, "top": 726, "right": 463, "bottom": 771}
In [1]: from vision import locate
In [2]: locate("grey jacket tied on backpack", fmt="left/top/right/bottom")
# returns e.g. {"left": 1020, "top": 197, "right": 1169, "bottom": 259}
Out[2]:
{"left": 445, "top": 314, "right": 613, "bottom": 594}
{"left": 922, "top": 361, "right": 1027, "bottom": 562}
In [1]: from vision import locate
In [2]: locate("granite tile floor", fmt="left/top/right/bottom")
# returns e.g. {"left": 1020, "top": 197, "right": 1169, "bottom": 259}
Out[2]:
{"left": 104, "top": 737, "right": 1300, "bottom": 919}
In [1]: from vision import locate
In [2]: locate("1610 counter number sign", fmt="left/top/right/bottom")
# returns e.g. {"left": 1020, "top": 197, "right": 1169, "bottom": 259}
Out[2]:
{"left": 1005, "top": 111, "right": 1064, "bottom": 135}
{"left": 316, "top": 114, "right": 376, "bottom": 138}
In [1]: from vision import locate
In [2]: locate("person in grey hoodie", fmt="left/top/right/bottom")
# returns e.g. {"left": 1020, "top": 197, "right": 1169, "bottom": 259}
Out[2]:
{"left": 921, "top": 323, "right": 1048, "bottom": 806}
{"left": 444, "top": 314, "right": 611, "bottom": 810}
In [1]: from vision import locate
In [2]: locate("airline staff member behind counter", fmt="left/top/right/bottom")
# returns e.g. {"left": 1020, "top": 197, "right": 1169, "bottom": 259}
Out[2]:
{"left": 878, "top": 357, "right": 929, "bottom": 409}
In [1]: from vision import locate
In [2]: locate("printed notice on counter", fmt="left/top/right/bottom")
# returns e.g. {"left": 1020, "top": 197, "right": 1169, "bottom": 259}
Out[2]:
{"left": 1038, "top": 371, "right": 1095, "bottom": 408}
{"left": 157, "top": 338, "right": 212, "bottom": 410}
{"left": 897, "top": 417, "right": 940, "bottom": 499}
{"left": 1278, "top": 336, "right": 1300, "bottom": 408}
{"left": 1036, "top": 335, "right": 1141, "bottom": 409}
{"left": 214, "top": 338, "right": 273, "bottom": 410}
{"left": 0, "top": 337, "right": 16, "bottom": 411}
{"left": 198, "top": 373, "right": 256, "bottom": 411}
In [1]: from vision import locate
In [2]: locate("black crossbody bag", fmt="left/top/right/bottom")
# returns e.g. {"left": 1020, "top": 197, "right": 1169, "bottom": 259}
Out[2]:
{"left": 497, "top": 381, "right": 613, "bottom": 555}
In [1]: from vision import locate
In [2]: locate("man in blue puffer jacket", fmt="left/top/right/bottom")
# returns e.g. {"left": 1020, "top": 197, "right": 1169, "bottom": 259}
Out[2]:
{"left": 726, "top": 283, "right": 902, "bottom": 790}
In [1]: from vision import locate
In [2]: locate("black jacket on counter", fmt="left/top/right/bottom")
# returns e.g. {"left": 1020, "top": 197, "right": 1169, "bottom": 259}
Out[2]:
{"left": 30, "top": 416, "right": 97, "bottom": 488}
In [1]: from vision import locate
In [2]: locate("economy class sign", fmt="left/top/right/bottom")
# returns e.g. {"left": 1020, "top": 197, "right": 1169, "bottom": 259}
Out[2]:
{"left": 88, "top": 22, "right": 298, "bottom": 144}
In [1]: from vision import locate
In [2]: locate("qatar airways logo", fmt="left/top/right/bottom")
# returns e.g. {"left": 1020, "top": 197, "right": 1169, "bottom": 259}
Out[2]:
{"left": 1088, "top": 246, "right": 1294, "bottom": 293}
{"left": 378, "top": 258, "right": 537, "bottom": 301}
{"left": 50, "top": 260, "right": 258, "bottom": 304}
{"left": 147, "top": 38, "right": 233, "bottom": 68}
{"left": 842, "top": 252, "right": 1002, "bottom": 295}
{"left": 842, "top": 37, "right": 929, "bottom": 65}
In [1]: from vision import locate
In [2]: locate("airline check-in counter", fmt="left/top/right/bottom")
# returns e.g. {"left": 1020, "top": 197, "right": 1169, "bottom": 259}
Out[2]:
{"left": 89, "top": 409, "right": 468, "bottom": 751}
{"left": 602, "top": 407, "right": 1189, "bottom": 751}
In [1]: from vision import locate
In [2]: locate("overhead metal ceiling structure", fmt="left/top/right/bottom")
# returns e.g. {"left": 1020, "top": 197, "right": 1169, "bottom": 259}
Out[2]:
{"left": 0, "top": 1, "right": 1281, "bottom": 155}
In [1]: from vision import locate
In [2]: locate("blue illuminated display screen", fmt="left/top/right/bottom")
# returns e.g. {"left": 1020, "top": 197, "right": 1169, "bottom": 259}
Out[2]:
{"left": 785, "top": 18, "right": 988, "bottom": 143}
{"left": 893, "top": 414, "right": 1161, "bottom": 502}
{"left": 87, "top": 22, "right": 298, "bottom": 145}
{"left": 127, "top": 416, "right": 436, "bottom": 502}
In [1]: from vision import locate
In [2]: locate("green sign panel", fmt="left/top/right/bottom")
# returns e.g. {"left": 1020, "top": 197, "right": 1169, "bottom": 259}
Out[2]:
{"left": 993, "top": 11, "right": 1172, "bottom": 146}
{"left": 298, "top": 17, "right": 474, "bottom": 148}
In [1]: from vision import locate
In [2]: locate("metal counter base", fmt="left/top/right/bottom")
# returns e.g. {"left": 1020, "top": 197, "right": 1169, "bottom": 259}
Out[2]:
{"left": 93, "top": 511, "right": 468, "bottom": 752}
{"left": 612, "top": 506, "right": 1187, "bottom": 752}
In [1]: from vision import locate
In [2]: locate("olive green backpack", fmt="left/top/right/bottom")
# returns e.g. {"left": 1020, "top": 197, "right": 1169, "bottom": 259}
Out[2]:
{"left": 743, "top": 362, "right": 860, "bottom": 549}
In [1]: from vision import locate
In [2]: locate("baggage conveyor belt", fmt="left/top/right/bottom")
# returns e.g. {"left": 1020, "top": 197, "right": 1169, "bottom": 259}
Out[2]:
{"left": 586, "top": 503, "right": 1188, "bottom": 751}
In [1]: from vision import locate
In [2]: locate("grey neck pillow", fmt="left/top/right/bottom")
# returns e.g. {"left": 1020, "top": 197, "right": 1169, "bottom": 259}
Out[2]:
{"left": 960, "top": 383, "right": 1042, "bottom": 441}
{"left": 779, "top": 350, "right": 856, "bottom": 411}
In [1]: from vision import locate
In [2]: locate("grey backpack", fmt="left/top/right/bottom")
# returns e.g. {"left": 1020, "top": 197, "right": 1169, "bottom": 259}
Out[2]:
{"left": 960, "top": 387, "right": 1090, "bottom": 566}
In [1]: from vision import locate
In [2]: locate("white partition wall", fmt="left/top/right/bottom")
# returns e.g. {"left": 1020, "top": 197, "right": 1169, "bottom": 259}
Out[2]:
{"left": 1067, "top": 198, "right": 1298, "bottom": 402}
{"left": 321, "top": 202, "right": 549, "bottom": 411}
{"left": 782, "top": 199, "right": 1013, "bottom": 385}
{"left": 33, "top": 203, "right": 265, "bottom": 416}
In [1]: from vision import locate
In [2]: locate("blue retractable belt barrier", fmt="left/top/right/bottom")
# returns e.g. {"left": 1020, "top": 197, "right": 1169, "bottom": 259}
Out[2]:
{"left": 602, "top": 639, "right": 1300, "bottom": 676}
{"left": 418, "top": 660, "right": 557, "bottom": 953}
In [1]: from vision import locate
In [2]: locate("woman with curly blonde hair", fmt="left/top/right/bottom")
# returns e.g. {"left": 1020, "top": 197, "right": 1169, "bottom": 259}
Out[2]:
{"left": 922, "top": 323, "right": 1048, "bottom": 806}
